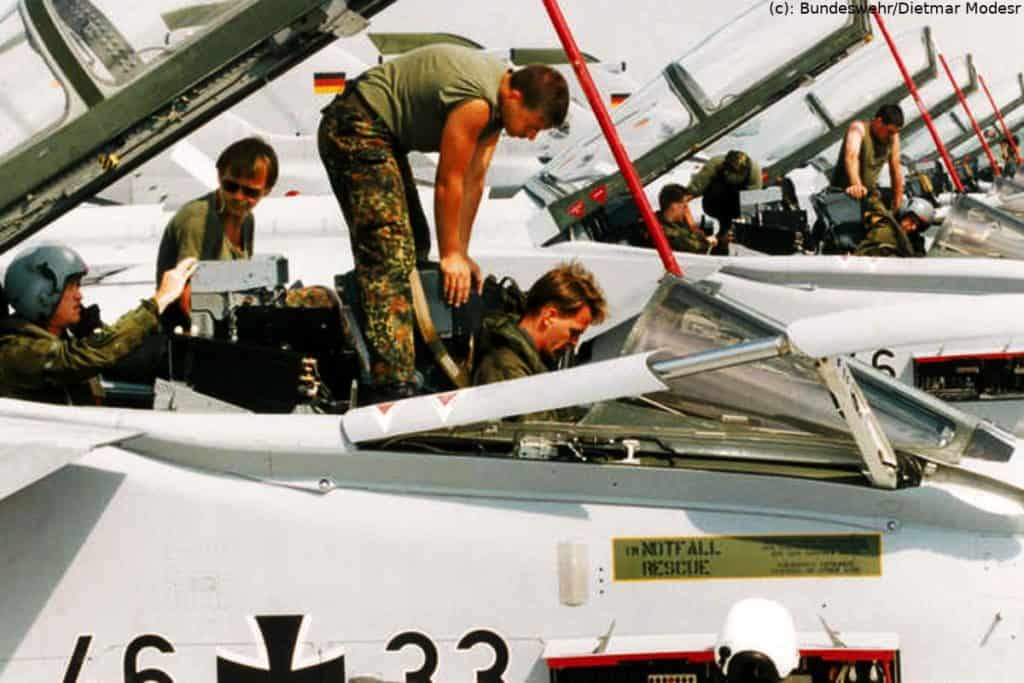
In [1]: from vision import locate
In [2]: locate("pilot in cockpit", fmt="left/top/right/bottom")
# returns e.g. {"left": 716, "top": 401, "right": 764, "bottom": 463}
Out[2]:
{"left": 473, "top": 262, "right": 606, "bottom": 389}
{"left": 0, "top": 244, "right": 195, "bottom": 406}
{"left": 629, "top": 182, "right": 718, "bottom": 253}
{"left": 854, "top": 196, "right": 933, "bottom": 257}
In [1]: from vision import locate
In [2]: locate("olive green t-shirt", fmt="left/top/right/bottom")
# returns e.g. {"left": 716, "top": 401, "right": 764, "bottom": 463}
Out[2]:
{"left": 357, "top": 45, "right": 508, "bottom": 152}
{"left": 155, "top": 192, "right": 253, "bottom": 284}
{"left": 830, "top": 121, "right": 893, "bottom": 191}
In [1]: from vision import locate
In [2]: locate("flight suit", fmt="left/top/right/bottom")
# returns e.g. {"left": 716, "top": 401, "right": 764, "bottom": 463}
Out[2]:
{"left": 853, "top": 189, "right": 918, "bottom": 257}
{"left": 0, "top": 299, "right": 160, "bottom": 405}
{"left": 633, "top": 211, "right": 711, "bottom": 253}
{"left": 473, "top": 313, "right": 551, "bottom": 385}
{"left": 318, "top": 46, "right": 506, "bottom": 388}
{"left": 473, "top": 312, "right": 558, "bottom": 421}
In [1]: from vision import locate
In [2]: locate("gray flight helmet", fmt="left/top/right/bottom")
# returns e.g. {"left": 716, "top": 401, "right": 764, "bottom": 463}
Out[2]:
{"left": 3, "top": 243, "right": 88, "bottom": 323}
{"left": 900, "top": 196, "right": 936, "bottom": 225}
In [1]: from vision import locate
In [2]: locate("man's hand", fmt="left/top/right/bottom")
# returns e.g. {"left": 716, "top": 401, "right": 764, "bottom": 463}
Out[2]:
{"left": 845, "top": 183, "right": 868, "bottom": 200}
{"left": 154, "top": 257, "right": 198, "bottom": 314}
{"left": 440, "top": 252, "right": 483, "bottom": 307}
{"left": 891, "top": 193, "right": 904, "bottom": 215}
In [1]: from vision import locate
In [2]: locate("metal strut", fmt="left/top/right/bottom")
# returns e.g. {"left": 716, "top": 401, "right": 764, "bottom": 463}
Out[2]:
{"left": 816, "top": 357, "right": 899, "bottom": 489}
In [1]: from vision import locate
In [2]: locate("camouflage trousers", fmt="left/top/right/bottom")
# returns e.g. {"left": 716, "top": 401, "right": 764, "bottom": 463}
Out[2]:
{"left": 318, "top": 94, "right": 430, "bottom": 385}
{"left": 854, "top": 190, "right": 916, "bottom": 257}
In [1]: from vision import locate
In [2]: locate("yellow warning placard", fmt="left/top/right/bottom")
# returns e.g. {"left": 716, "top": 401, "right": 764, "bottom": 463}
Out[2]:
{"left": 613, "top": 534, "right": 881, "bottom": 581}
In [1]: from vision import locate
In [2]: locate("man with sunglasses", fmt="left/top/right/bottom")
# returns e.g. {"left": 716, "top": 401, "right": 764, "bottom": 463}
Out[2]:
{"left": 319, "top": 45, "right": 569, "bottom": 402}
{"left": 155, "top": 137, "right": 278, "bottom": 284}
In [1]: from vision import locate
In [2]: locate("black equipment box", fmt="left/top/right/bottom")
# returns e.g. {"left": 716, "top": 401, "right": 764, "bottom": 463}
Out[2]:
{"left": 235, "top": 305, "right": 342, "bottom": 353}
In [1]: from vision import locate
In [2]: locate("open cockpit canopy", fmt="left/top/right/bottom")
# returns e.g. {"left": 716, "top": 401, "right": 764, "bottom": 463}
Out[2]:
{"left": 0, "top": 0, "right": 395, "bottom": 253}
{"left": 607, "top": 278, "right": 1011, "bottom": 465}
{"left": 523, "top": 0, "right": 871, "bottom": 241}
{"left": 415, "top": 278, "right": 1015, "bottom": 491}
{"left": 704, "top": 27, "right": 937, "bottom": 182}
{"left": 930, "top": 194, "right": 1024, "bottom": 257}
{"left": 904, "top": 74, "right": 1024, "bottom": 165}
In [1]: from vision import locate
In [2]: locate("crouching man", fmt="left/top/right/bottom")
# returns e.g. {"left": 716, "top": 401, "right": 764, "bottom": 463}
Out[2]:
{"left": 474, "top": 262, "right": 607, "bottom": 386}
{"left": 0, "top": 243, "right": 196, "bottom": 405}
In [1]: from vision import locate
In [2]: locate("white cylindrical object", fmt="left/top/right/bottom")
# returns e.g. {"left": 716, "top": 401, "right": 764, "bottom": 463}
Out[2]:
{"left": 342, "top": 352, "right": 667, "bottom": 443}
{"left": 557, "top": 540, "right": 590, "bottom": 607}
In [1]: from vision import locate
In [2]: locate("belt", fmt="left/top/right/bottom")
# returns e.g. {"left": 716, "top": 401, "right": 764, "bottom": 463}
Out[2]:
{"left": 323, "top": 82, "right": 375, "bottom": 119}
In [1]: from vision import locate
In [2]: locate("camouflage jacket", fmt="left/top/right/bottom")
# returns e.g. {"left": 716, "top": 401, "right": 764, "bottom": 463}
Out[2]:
{"left": 637, "top": 212, "right": 710, "bottom": 253}
{"left": 0, "top": 299, "right": 160, "bottom": 405}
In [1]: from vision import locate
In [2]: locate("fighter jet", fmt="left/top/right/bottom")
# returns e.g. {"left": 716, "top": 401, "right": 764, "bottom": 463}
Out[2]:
{"left": 91, "top": 30, "right": 636, "bottom": 207}
{"left": 7, "top": 2, "right": 1024, "bottom": 682}
{"left": 9, "top": 0, "right": 1024, "bottom": 432}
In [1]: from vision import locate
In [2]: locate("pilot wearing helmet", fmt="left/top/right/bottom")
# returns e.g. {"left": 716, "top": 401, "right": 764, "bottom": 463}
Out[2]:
{"left": 855, "top": 196, "right": 934, "bottom": 257}
{"left": 0, "top": 243, "right": 196, "bottom": 405}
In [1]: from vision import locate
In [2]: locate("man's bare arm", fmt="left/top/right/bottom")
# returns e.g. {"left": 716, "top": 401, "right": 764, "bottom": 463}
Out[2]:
{"left": 889, "top": 132, "right": 904, "bottom": 212}
{"left": 435, "top": 99, "right": 491, "bottom": 306}
{"left": 458, "top": 130, "right": 500, "bottom": 248}
{"left": 843, "top": 121, "right": 868, "bottom": 199}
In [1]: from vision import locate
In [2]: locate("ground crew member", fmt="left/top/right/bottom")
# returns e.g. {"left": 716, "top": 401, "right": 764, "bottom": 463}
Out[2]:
{"left": 632, "top": 183, "right": 717, "bottom": 253}
{"left": 1001, "top": 134, "right": 1019, "bottom": 176}
{"left": 684, "top": 150, "right": 762, "bottom": 247}
{"left": 155, "top": 137, "right": 278, "bottom": 284}
{"left": 318, "top": 44, "right": 569, "bottom": 403}
{"left": 0, "top": 244, "right": 196, "bottom": 405}
{"left": 855, "top": 196, "right": 933, "bottom": 257}
{"left": 833, "top": 104, "right": 904, "bottom": 208}
{"left": 832, "top": 104, "right": 905, "bottom": 252}
{"left": 474, "top": 262, "right": 607, "bottom": 391}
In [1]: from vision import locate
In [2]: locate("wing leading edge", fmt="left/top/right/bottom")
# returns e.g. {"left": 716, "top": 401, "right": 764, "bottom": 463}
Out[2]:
{"left": 0, "top": 414, "right": 138, "bottom": 501}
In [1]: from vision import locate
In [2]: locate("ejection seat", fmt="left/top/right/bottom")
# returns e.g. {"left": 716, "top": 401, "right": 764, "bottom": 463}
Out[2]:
{"left": 809, "top": 189, "right": 865, "bottom": 253}
{"left": 336, "top": 262, "right": 533, "bottom": 401}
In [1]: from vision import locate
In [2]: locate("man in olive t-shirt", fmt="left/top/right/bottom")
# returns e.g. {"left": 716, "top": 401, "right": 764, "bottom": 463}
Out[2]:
{"left": 318, "top": 45, "right": 569, "bottom": 402}
{"left": 155, "top": 137, "right": 278, "bottom": 284}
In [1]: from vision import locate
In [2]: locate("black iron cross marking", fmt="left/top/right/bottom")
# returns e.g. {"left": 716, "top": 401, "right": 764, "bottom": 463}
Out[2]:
{"left": 217, "top": 615, "right": 345, "bottom": 682}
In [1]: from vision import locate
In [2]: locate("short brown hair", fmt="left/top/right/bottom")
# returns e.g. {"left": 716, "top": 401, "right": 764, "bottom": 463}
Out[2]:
{"left": 524, "top": 261, "right": 607, "bottom": 324}
{"left": 874, "top": 104, "right": 904, "bottom": 128}
{"left": 217, "top": 136, "right": 279, "bottom": 189}
{"left": 509, "top": 65, "right": 570, "bottom": 128}
{"left": 658, "top": 183, "right": 688, "bottom": 211}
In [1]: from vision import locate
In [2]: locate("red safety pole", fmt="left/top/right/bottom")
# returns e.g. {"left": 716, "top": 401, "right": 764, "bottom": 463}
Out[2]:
{"left": 541, "top": 0, "right": 683, "bottom": 277}
{"left": 940, "top": 54, "right": 1001, "bottom": 176}
{"left": 979, "top": 73, "right": 1023, "bottom": 165}
{"left": 871, "top": 9, "right": 965, "bottom": 192}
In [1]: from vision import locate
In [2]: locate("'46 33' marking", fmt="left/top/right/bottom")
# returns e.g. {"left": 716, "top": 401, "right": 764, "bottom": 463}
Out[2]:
{"left": 63, "top": 616, "right": 510, "bottom": 682}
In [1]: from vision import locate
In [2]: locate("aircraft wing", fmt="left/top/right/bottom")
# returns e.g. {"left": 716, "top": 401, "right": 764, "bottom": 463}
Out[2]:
{"left": 0, "top": 415, "right": 139, "bottom": 502}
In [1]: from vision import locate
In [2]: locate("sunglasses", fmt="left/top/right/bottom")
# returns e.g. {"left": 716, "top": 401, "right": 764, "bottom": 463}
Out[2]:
{"left": 221, "top": 178, "right": 265, "bottom": 200}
